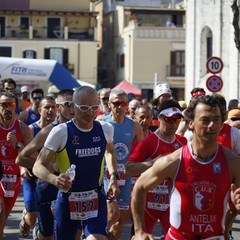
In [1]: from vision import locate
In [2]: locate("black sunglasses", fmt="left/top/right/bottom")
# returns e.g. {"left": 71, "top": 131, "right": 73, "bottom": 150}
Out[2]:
{"left": 57, "top": 101, "right": 74, "bottom": 108}
{"left": 32, "top": 97, "right": 42, "bottom": 101}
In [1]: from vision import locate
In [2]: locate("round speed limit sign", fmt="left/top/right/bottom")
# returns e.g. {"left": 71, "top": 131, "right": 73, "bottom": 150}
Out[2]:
{"left": 206, "top": 57, "right": 223, "bottom": 74}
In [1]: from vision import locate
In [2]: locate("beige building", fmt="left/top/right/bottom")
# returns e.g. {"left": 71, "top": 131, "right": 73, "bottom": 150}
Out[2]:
{"left": 0, "top": 0, "right": 99, "bottom": 93}
{"left": 98, "top": 0, "right": 186, "bottom": 100}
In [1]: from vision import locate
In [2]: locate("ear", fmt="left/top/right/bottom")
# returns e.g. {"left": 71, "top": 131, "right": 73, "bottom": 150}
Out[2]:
{"left": 38, "top": 107, "right": 41, "bottom": 115}
{"left": 188, "top": 119, "right": 194, "bottom": 130}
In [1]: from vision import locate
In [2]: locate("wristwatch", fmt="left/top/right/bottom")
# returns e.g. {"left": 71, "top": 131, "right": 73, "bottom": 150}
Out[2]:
{"left": 15, "top": 141, "right": 23, "bottom": 149}
{"left": 110, "top": 171, "right": 120, "bottom": 180}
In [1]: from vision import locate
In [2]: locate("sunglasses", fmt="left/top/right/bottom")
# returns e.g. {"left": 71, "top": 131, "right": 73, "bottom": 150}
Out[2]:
{"left": 74, "top": 103, "right": 99, "bottom": 112}
{"left": 101, "top": 97, "right": 109, "bottom": 101}
{"left": 0, "top": 102, "right": 16, "bottom": 109}
{"left": 111, "top": 101, "right": 128, "bottom": 107}
{"left": 231, "top": 117, "right": 240, "bottom": 122}
{"left": 57, "top": 101, "right": 74, "bottom": 108}
{"left": 4, "top": 87, "right": 15, "bottom": 91}
{"left": 32, "top": 97, "right": 42, "bottom": 101}
{"left": 163, "top": 116, "right": 182, "bottom": 124}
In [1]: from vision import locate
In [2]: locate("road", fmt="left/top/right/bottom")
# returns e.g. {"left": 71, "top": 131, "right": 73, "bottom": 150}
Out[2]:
{"left": 4, "top": 190, "right": 240, "bottom": 240}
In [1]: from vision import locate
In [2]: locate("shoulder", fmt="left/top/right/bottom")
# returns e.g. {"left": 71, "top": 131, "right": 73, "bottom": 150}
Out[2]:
{"left": 97, "top": 120, "right": 113, "bottom": 132}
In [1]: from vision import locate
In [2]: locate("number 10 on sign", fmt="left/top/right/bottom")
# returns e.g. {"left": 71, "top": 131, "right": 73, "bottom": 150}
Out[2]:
{"left": 206, "top": 57, "right": 223, "bottom": 74}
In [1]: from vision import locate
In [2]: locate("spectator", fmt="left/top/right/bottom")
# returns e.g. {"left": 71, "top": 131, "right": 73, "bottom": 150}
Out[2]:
{"left": 190, "top": 87, "right": 206, "bottom": 99}
{"left": 228, "top": 99, "right": 239, "bottom": 111}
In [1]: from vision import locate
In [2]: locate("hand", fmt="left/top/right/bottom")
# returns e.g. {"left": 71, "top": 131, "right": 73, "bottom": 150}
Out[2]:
{"left": 54, "top": 173, "right": 73, "bottom": 191}
{"left": 230, "top": 183, "right": 240, "bottom": 211}
{"left": 20, "top": 167, "right": 33, "bottom": 180}
{"left": 107, "top": 177, "right": 120, "bottom": 202}
{"left": 6, "top": 131, "right": 17, "bottom": 148}
{"left": 134, "top": 231, "right": 154, "bottom": 240}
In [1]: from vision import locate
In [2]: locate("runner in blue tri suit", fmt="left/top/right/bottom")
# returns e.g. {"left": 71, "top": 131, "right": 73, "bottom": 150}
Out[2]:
{"left": 18, "top": 96, "right": 57, "bottom": 238}
{"left": 102, "top": 89, "right": 143, "bottom": 240}
{"left": 16, "top": 89, "right": 75, "bottom": 239}
{"left": 19, "top": 88, "right": 44, "bottom": 125}
{"left": 32, "top": 86, "right": 120, "bottom": 240}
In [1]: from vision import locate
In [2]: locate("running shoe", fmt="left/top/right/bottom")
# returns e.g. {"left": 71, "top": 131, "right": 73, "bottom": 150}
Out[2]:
{"left": 19, "top": 209, "right": 30, "bottom": 238}
{"left": 33, "top": 224, "right": 40, "bottom": 240}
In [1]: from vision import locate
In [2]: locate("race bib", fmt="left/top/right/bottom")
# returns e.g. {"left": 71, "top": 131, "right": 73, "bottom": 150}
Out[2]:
{"left": 147, "top": 182, "right": 169, "bottom": 211}
{"left": 68, "top": 189, "right": 98, "bottom": 220}
{"left": 1, "top": 174, "right": 17, "bottom": 197}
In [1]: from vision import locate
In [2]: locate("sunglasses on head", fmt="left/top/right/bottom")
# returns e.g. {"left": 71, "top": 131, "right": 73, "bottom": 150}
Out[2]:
{"left": 0, "top": 102, "right": 16, "bottom": 109}
{"left": 163, "top": 116, "right": 182, "bottom": 124}
{"left": 74, "top": 103, "right": 99, "bottom": 112}
{"left": 111, "top": 101, "right": 128, "bottom": 107}
{"left": 32, "top": 97, "right": 42, "bottom": 101}
{"left": 57, "top": 101, "right": 74, "bottom": 108}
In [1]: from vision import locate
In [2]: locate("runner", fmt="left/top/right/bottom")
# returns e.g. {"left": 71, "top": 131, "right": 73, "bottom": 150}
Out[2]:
{"left": 131, "top": 95, "right": 240, "bottom": 240}
{"left": 16, "top": 89, "right": 74, "bottom": 240}
{"left": 32, "top": 86, "right": 120, "bottom": 240}
{"left": 126, "top": 99, "right": 187, "bottom": 238}
{"left": 0, "top": 91, "right": 31, "bottom": 240}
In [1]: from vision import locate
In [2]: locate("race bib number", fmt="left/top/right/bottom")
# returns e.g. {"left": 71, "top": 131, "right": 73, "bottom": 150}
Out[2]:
{"left": 147, "top": 182, "right": 169, "bottom": 211}
{"left": 1, "top": 174, "right": 17, "bottom": 197}
{"left": 68, "top": 189, "right": 98, "bottom": 220}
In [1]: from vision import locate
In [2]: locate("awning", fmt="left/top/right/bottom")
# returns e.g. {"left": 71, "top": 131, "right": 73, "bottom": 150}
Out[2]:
{"left": 0, "top": 57, "right": 80, "bottom": 90}
{"left": 112, "top": 80, "right": 142, "bottom": 98}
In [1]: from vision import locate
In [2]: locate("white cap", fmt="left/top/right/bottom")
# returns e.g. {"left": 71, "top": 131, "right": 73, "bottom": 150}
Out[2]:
{"left": 154, "top": 83, "right": 171, "bottom": 99}
{"left": 159, "top": 107, "right": 183, "bottom": 117}
{"left": 21, "top": 86, "right": 29, "bottom": 93}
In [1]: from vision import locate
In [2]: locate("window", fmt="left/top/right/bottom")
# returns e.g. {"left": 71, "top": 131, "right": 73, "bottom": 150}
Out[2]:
{"left": 170, "top": 51, "right": 185, "bottom": 76}
{"left": 44, "top": 47, "right": 69, "bottom": 67}
{"left": 120, "top": 53, "right": 125, "bottom": 68}
{"left": 23, "top": 50, "right": 36, "bottom": 59}
{"left": 0, "top": 46, "right": 11, "bottom": 57}
{"left": 20, "top": 17, "right": 29, "bottom": 30}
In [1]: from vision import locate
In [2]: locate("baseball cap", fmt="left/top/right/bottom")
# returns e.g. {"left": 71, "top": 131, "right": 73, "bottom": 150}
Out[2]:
{"left": 154, "top": 83, "right": 171, "bottom": 99}
{"left": 159, "top": 107, "right": 183, "bottom": 117}
{"left": 21, "top": 86, "right": 29, "bottom": 93}
{"left": 228, "top": 109, "right": 240, "bottom": 120}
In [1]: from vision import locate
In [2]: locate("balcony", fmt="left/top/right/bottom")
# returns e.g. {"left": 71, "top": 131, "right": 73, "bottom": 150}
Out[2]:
{"left": 133, "top": 26, "right": 185, "bottom": 40}
{"left": 1, "top": 26, "right": 96, "bottom": 41}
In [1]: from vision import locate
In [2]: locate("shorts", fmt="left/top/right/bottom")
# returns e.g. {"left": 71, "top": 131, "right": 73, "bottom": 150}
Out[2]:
{"left": 0, "top": 175, "right": 21, "bottom": 214}
{"left": 53, "top": 188, "right": 108, "bottom": 240}
{"left": 144, "top": 207, "right": 170, "bottom": 234}
{"left": 35, "top": 180, "right": 59, "bottom": 236}
{"left": 23, "top": 177, "right": 37, "bottom": 212}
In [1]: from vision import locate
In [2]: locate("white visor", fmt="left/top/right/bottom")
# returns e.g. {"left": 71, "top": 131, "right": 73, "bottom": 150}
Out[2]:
{"left": 159, "top": 107, "right": 183, "bottom": 117}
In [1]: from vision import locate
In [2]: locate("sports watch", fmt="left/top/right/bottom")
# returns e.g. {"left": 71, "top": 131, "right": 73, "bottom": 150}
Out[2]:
{"left": 110, "top": 171, "right": 120, "bottom": 180}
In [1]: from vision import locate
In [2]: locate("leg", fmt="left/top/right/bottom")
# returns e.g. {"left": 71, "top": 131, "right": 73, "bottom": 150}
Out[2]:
{"left": 0, "top": 197, "right": 6, "bottom": 240}
{"left": 107, "top": 201, "right": 120, "bottom": 226}
{"left": 108, "top": 208, "right": 131, "bottom": 240}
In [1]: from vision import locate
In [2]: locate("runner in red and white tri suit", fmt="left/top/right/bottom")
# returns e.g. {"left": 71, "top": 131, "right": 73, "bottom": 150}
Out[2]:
{"left": 126, "top": 100, "right": 187, "bottom": 235}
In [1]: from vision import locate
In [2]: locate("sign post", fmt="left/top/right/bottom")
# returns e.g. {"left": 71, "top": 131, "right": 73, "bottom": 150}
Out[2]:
{"left": 206, "top": 57, "right": 224, "bottom": 93}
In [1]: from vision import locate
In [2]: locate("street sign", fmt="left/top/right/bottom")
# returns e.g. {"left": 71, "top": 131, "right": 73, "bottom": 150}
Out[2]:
{"left": 206, "top": 75, "right": 223, "bottom": 92}
{"left": 206, "top": 56, "right": 223, "bottom": 74}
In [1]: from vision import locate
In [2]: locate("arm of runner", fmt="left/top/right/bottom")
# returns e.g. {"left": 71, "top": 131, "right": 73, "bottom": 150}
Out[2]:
{"left": 131, "top": 149, "right": 180, "bottom": 239}
{"left": 105, "top": 141, "right": 120, "bottom": 201}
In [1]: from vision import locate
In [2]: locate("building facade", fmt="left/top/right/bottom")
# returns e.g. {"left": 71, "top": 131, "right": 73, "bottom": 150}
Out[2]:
{"left": 98, "top": 0, "right": 186, "bottom": 100}
{"left": 185, "top": 0, "right": 239, "bottom": 103}
{"left": 0, "top": 0, "right": 99, "bottom": 93}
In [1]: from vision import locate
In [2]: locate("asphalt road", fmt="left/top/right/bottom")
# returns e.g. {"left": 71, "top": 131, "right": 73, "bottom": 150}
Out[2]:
{"left": 4, "top": 190, "right": 240, "bottom": 240}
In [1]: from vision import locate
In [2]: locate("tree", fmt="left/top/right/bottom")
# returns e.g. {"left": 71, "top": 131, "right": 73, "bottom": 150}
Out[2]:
{"left": 232, "top": 0, "right": 240, "bottom": 52}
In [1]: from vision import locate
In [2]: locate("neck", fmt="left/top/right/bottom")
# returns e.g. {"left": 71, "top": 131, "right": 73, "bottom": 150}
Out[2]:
{"left": 191, "top": 142, "right": 217, "bottom": 162}
{"left": 111, "top": 113, "right": 125, "bottom": 124}
{"left": 73, "top": 118, "right": 93, "bottom": 130}
{"left": 155, "top": 129, "right": 175, "bottom": 142}
{"left": 0, "top": 117, "right": 14, "bottom": 128}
